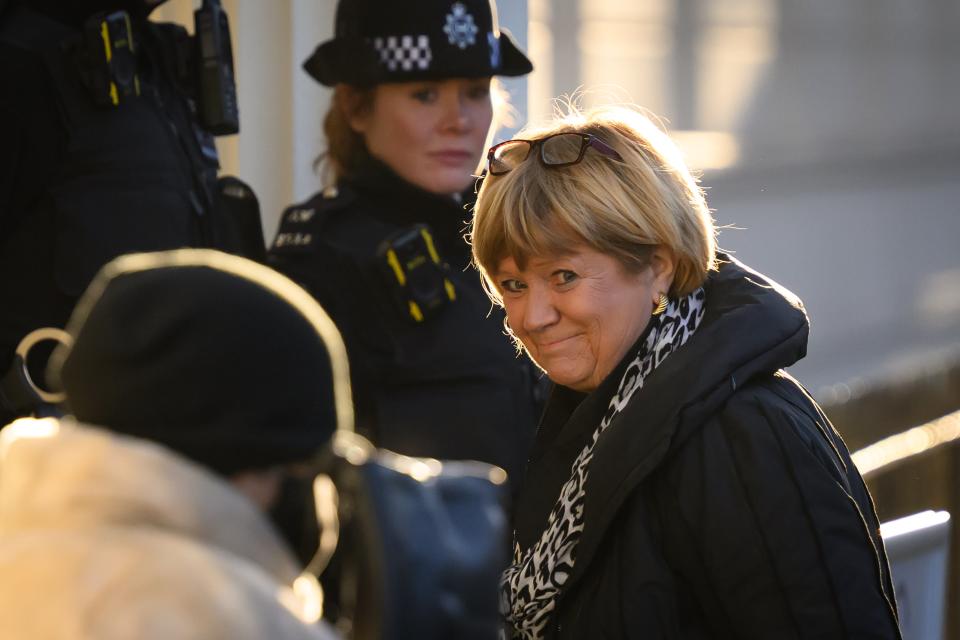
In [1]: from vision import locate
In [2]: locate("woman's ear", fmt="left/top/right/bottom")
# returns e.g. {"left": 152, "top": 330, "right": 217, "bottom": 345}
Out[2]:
{"left": 338, "top": 85, "right": 373, "bottom": 134}
{"left": 649, "top": 245, "right": 677, "bottom": 296}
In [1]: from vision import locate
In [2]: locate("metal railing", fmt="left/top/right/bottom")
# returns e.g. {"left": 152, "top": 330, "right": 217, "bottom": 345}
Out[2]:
{"left": 821, "top": 349, "right": 960, "bottom": 639}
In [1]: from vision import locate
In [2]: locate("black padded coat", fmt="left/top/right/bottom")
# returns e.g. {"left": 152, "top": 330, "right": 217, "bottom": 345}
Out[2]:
{"left": 511, "top": 256, "right": 901, "bottom": 639}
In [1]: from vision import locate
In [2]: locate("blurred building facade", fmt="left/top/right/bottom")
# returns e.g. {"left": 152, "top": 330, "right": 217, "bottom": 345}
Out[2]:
{"left": 529, "top": 0, "right": 960, "bottom": 393}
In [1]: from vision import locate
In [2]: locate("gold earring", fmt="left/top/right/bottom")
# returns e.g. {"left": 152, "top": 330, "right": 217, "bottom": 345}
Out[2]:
{"left": 652, "top": 293, "right": 668, "bottom": 316}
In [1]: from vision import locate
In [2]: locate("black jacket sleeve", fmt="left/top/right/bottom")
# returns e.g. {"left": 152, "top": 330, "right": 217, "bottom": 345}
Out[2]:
{"left": 655, "top": 376, "right": 901, "bottom": 639}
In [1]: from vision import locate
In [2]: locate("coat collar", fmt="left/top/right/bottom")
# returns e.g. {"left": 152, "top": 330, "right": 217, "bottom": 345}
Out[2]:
{"left": 341, "top": 157, "right": 477, "bottom": 261}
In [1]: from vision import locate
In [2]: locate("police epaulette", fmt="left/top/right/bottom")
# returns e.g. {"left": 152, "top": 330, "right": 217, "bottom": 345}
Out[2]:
{"left": 271, "top": 185, "right": 355, "bottom": 252}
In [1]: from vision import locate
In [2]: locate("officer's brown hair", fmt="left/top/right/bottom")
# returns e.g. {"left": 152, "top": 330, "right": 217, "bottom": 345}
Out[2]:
{"left": 320, "top": 85, "right": 376, "bottom": 183}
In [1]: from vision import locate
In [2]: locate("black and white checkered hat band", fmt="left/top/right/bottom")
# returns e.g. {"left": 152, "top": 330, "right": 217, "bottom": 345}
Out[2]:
{"left": 372, "top": 35, "right": 433, "bottom": 72}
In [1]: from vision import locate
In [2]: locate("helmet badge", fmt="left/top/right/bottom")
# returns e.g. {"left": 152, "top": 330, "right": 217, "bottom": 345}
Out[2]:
{"left": 444, "top": 2, "right": 479, "bottom": 49}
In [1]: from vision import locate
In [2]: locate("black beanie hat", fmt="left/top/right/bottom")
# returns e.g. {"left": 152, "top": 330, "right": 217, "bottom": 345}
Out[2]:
{"left": 303, "top": 0, "right": 532, "bottom": 87}
{"left": 50, "top": 249, "right": 353, "bottom": 476}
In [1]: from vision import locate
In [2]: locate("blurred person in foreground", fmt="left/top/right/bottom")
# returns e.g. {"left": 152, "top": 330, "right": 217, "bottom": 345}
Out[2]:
{"left": 0, "top": 249, "right": 345, "bottom": 639}
{"left": 471, "top": 106, "right": 902, "bottom": 639}
{"left": 268, "top": 0, "right": 544, "bottom": 491}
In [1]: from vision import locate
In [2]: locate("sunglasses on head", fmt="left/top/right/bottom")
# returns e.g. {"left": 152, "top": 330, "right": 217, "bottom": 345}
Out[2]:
{"left": 486, "top": 132, "right": 623, "bottom": 176}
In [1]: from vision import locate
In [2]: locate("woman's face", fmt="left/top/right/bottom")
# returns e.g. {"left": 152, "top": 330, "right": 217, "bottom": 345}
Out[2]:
{"left": 348, "top": 77, "right": 494, "bottom": 195}
{"left": 494, "top": 246, "right": 674, "bottom": 393}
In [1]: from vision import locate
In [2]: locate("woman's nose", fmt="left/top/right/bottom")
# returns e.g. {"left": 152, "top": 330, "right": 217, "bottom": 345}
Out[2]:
{"left": 439, "top": 90, "right": 471, "bottom": 132}
{"left": 522, "top": 287, "right": 559, "bottom": 333}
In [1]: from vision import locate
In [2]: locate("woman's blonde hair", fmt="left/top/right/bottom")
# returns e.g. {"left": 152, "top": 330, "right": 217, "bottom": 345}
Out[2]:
{"left": 471, "top": 104, "right": 717, "bottom": 305}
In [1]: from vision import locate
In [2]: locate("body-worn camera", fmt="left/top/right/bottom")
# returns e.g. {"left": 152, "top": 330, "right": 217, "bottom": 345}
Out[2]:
{"left": 81, "top": 11, "right": 140, "bottom": 107}
{"left": 73, "top": 2, "right": 238, "bottom": 137}
{"left": 378, "top": 225, "right": 456, "bottom": 323}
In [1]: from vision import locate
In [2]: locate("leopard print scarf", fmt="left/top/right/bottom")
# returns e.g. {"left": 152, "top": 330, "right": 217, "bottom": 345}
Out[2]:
{"left": 501, "top": 287, "right": 707, "bottom": 639}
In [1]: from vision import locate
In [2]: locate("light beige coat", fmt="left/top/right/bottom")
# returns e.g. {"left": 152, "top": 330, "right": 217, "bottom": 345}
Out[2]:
{"left": 0, "top": 419, "right": 338, "bottom": 640}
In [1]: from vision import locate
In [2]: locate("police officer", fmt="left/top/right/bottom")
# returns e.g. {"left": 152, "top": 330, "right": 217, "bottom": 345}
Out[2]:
{"left": 0, "top": 0, "right": 261, "bottom": 423}
{"left": 269, "top": 0, "right": 544, "bottom": 495}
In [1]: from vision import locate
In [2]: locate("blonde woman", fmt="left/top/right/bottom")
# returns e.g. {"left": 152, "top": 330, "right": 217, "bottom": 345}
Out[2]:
{"left": 471, "top": 106, "right": 900, "bottom": 639}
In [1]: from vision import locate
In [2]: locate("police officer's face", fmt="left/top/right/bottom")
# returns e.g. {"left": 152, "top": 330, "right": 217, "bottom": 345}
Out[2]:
{"left": 349, "top": 78, "right": 494, "bottom": 195}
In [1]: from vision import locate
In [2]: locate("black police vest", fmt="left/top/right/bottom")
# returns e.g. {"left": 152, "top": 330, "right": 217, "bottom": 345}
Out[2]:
{"left": 0, "top": 9, "right": 238, "bottom": 364}
{"left": 269, "top": 176, "right": 545, "bottom": 492}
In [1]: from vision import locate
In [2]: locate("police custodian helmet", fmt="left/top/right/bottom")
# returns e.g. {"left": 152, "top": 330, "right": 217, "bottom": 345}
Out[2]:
{"left": 303, "top": 0, "right": 533, "bottom": 87}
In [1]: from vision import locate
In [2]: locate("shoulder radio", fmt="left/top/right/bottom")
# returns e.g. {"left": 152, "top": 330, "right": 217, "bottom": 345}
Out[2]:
{"left": 194, "top": 0, "right": 239, "bottom": 135}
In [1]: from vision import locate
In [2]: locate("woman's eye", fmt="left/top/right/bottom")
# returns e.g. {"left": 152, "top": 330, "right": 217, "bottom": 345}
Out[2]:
{"left": 500, "top": 279, "right": 525, "bottom": 293}
{"left": 556, "top": 270, "right": 578, "bottom": 285}
{"left": 411, "top": 87, "right": 438, "bottom": 103}
{"left": 466, "top": 84, "right": 491, "bottom": 101}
